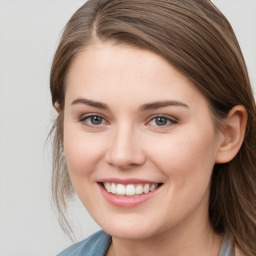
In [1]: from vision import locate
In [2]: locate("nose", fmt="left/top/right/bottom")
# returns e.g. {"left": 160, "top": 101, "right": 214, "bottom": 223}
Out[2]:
{"left": 105, "top": 125, "right": 146, "bottom": 169}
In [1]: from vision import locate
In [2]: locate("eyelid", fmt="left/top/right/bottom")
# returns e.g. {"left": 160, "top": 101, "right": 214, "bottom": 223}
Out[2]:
{"left": 79, "top": 113, "right": 101, "bottom": 121}
{"left": 146, "top": 114, "right": 178, "bottom": 126}
{"left": 79, "top": 113, "right": 109, "bottom": 127}
{"left": 78, "top": 113, "right": 178, "bottom": 128}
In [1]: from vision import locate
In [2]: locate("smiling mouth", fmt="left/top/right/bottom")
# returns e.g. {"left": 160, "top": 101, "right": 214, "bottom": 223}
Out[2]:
{"left": 99, "top": 182, "right": 163, "bottom": 197}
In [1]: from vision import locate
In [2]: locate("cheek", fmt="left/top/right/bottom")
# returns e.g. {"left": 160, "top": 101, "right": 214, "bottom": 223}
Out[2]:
{"left": 63, "top": 124, "right": 104, "bottom": 178}
{"left": 146, "top": 128, "right": 217, "bottom": 224}
{"left": 148, "top": 126, "right": 217, "bottom": 189}
{"left": 62, "top": 125, "right": 107, "bottom": 210}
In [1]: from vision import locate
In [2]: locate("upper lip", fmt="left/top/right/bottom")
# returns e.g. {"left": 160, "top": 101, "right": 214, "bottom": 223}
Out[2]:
{"left": 98, "top": 178, "right": 162, "bottom": 185}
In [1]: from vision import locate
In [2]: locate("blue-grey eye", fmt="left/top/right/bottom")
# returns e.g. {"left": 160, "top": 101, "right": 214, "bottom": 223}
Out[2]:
{"left": 155, "top": 117, "right": 169, "bottom": 126}
{"left": 148, "top": 116, "right": 176, "bottom": 127}
{"left": 89, "top": 116, "right": 103, "bottom": 125}
{"left": 80, "top": 115, "right": 105, "bottom": 126}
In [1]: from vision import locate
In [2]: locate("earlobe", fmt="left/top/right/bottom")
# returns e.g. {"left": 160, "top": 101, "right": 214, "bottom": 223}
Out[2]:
{"left": 215, "top": 105, "right": 247, "bottom": 164}
{"left": 54, "top": 102, "right": 61, "bottom": 113}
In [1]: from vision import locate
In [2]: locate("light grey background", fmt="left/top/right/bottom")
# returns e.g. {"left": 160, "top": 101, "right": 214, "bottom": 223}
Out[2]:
{"left": 0, "top": 1, "right": 255, "bottom": 255}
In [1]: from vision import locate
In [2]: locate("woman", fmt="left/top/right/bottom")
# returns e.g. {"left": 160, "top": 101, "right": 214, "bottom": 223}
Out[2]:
{"left": 50, "top": 0, "right": 256, "bottom": 255}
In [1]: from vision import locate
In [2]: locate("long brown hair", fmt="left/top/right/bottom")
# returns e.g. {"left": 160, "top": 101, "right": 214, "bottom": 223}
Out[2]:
{"left": 50, "top": 0, "right": 256, "bottom": 254}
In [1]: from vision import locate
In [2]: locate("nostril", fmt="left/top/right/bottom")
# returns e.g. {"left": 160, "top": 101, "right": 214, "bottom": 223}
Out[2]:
{"left": 105, "top": 150, "right": 146, "bottom": 169}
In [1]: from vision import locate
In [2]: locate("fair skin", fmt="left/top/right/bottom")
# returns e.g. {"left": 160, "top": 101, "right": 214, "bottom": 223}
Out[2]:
{"left": 62, "top": 42, "right": 247, "bottom": 256}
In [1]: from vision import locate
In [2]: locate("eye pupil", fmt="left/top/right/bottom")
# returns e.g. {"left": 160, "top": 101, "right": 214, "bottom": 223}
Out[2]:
{"left": 91, "top": 116, "right": 103, "bottom": 125}
{"left": 156, "top": 117, "right": 168, "bottom": 126}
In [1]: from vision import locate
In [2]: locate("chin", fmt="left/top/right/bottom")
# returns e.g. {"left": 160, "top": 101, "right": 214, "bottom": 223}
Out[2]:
{"left": 98, "top": 216, "right": 163, "bottom": 240}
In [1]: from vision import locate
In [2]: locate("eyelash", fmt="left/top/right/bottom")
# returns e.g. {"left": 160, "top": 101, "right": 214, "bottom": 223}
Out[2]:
{"left": 79, "top": 114, "right": 178, "bottom": 128}
{"left": 79, "top": 114, "right": 107, "bottom": 127}
{"left": 147, "top": 115, "right": 178, "bottom": 127}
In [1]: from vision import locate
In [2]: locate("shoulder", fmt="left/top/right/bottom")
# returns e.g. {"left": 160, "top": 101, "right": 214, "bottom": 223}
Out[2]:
{"left": 57, "top": 230, "right": 111, "bottom": 256}
{"left": 219, "top": 236, "right": 245, "bottom": 256}
{"left": 219, "top": 236, "right": 234, "bottom": 256}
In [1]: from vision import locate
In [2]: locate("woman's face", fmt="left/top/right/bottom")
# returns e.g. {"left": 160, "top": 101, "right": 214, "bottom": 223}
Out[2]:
{"left": 63, "top": 43, "right": 222, "bottom": 239}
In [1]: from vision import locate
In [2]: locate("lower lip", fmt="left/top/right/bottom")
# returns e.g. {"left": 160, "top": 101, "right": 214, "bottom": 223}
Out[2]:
{"left": 98, "top": 183, "right": 161, "bottom": 208}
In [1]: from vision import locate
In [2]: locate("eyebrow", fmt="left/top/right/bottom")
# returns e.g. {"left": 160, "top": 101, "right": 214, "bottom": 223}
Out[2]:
{"left": 71, "top": 98, "right": 189, "bottom": 111}
{"left": 71, "top": 98, "right": 109, "bottom": 110}
{"left": 139, "top": 100, "right": 189, "bottom": 111}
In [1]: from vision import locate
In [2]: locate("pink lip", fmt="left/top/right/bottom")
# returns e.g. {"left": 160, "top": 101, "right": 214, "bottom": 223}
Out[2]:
{"left": 98, "top": 183, "right": 162, "bottom": 208}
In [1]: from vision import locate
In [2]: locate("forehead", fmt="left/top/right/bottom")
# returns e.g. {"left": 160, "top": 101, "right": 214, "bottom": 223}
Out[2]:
{"left": 66, "top": 43, "right": 181, "bottom": 84}
{"left": 65, "top": 42, "right": 208, "bottom": 111}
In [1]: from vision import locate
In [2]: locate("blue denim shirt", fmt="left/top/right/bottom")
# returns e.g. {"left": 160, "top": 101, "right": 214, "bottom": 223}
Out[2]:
{"left": 57, "top": 230, "right": 234, "bottom": 256}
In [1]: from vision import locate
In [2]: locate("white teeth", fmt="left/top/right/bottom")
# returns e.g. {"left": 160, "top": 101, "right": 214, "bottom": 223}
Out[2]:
{"left": 150, "top": 184, "right": 157, "bottom": 192}
{"left": 103, "top": 182, "right": 159, "bottom": 196}
{"left": 116, "top": 184, "right": 126, "bottom": 195}
{"left": 111, "top": 183, "right": 117, "bottom": 194}
{"left": 143, "top": 184, "right": 149, "bottom": 193}
{"left": 135, "top": 184, "right": 143, "bottom": 195}
{"left": 105, "top": 182, "right": 111, "bottom": 192}
{"left": 126, "top": 185, "right": 136, "bottom": 196}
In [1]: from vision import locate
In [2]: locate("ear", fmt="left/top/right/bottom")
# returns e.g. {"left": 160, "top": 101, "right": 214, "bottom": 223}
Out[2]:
{"left": 215, "top": 105, "right": 247, "bottom": 163}
{"left": 54, "top": 102, "right": 61, "bottom": 113}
